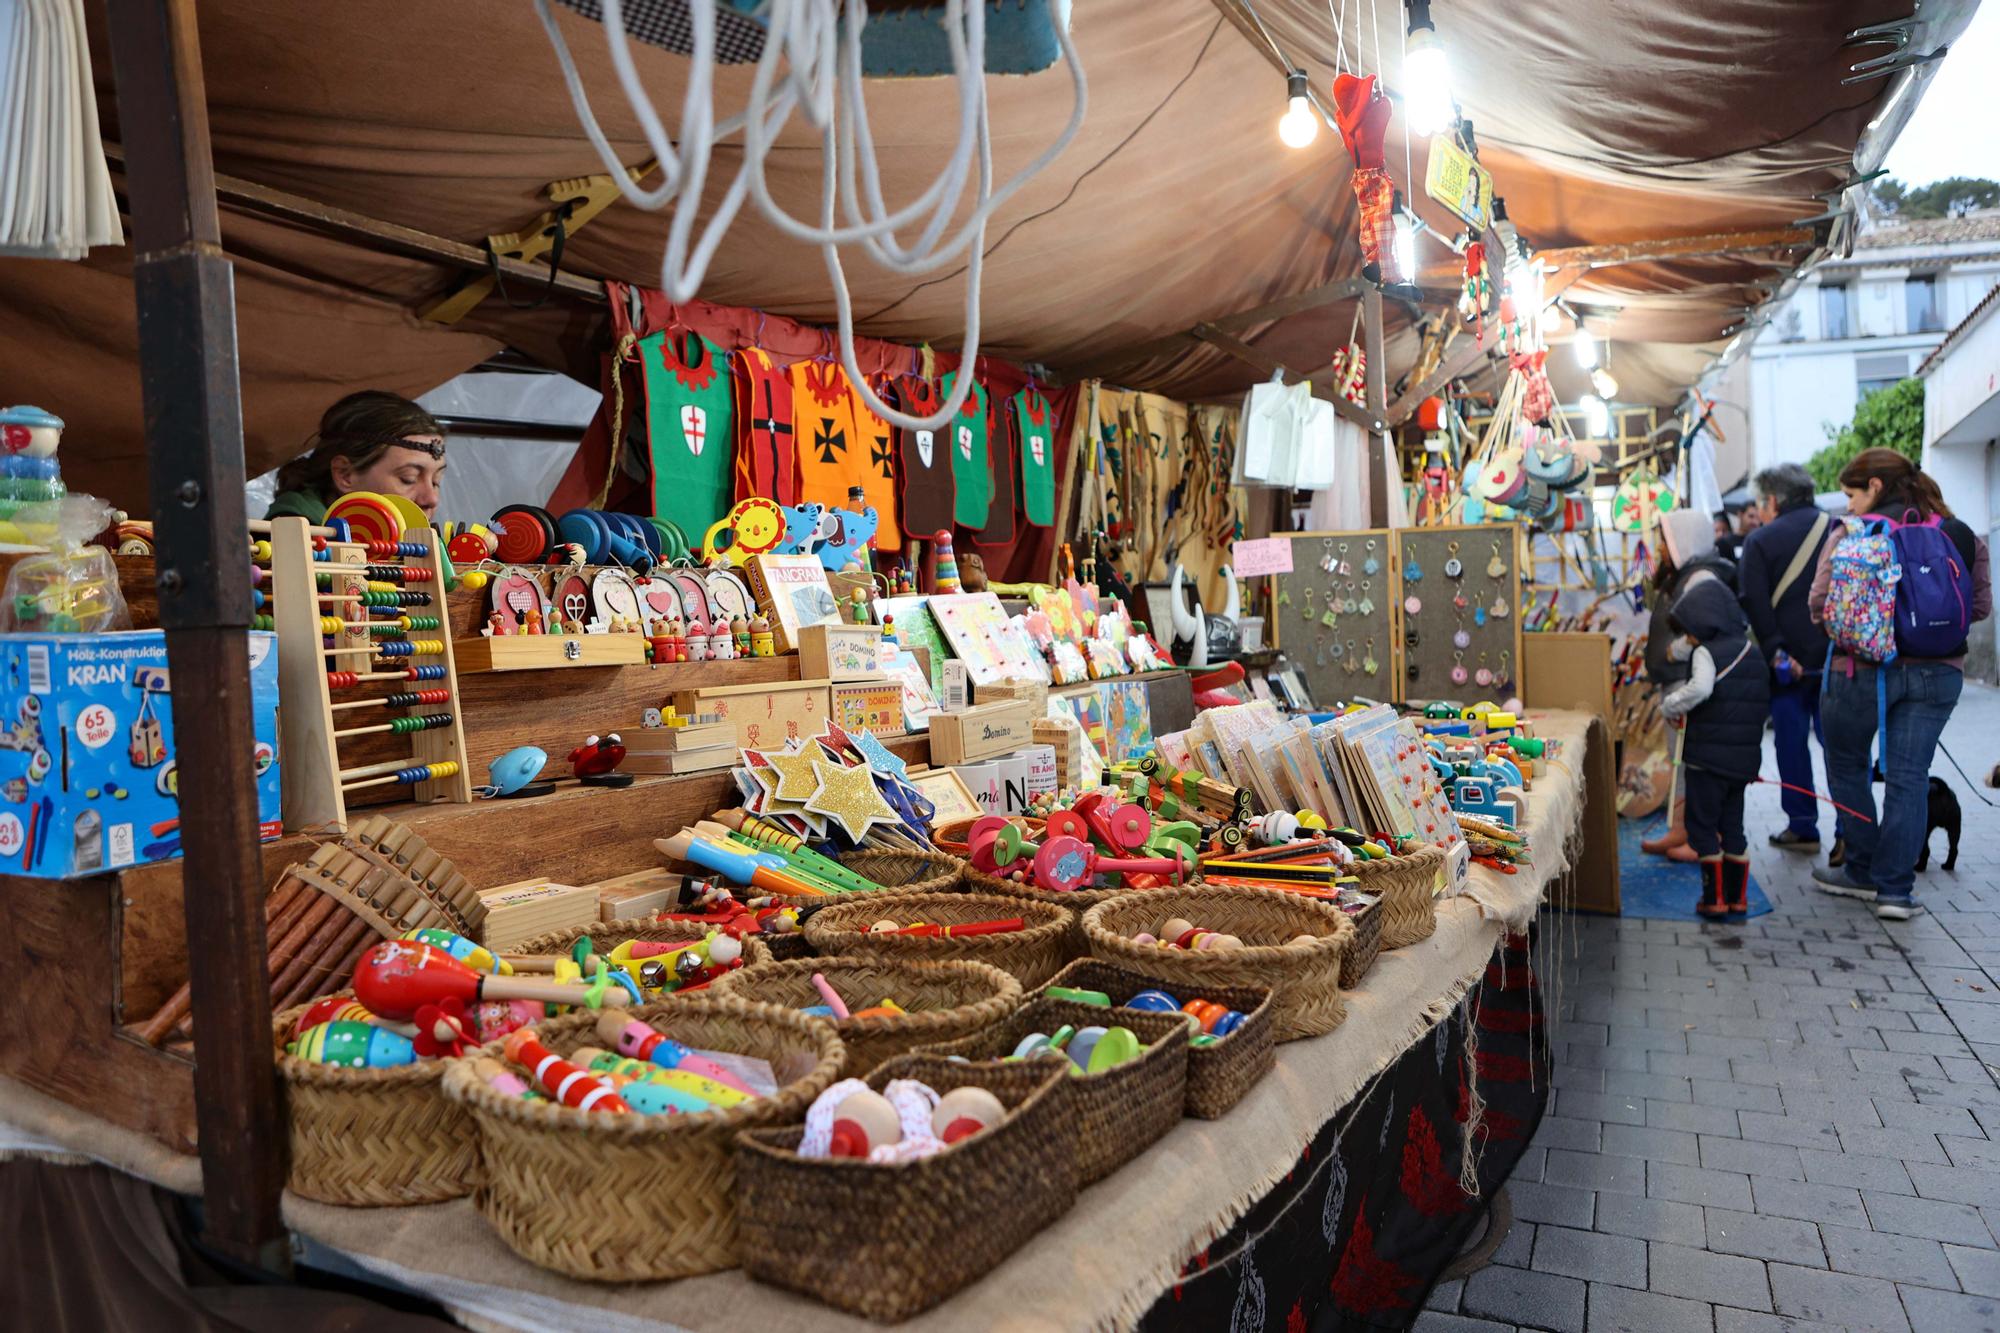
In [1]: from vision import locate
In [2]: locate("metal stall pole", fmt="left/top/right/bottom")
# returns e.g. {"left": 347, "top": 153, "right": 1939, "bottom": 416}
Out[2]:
{"left": 104, "top": 0, "right": 288, "bottom": 1272}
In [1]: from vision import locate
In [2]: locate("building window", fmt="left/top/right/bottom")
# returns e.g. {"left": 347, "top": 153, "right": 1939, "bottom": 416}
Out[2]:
{"left": 1855, "top": 354, "right": 1907, "bottom": 402}
{"left": 1820, "top": 283, "right": 1851, "bottom": 340}
{"left": 1906, "top": 275, "right": 1941, "bottom": 333}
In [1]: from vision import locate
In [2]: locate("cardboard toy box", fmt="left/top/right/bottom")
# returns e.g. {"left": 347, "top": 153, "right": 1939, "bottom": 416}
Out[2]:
{"left": 0, "top": 630, "right": 282, "bottom": 878}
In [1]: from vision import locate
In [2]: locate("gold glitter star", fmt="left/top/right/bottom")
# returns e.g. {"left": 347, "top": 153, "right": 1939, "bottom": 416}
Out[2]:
{"left": 762, "top": 745, "right": 825, "bottom": 802}
{"left": 803, "top": 758, "right": 898, "bottom": 842}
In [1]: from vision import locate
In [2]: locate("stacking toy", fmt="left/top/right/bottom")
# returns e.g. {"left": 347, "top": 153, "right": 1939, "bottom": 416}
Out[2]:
{"left": 353, "top": 940, "right": 631, "bottom": 1020}
{"left": 828, "top": 1087, "right": 903, "bottom": 1157}
{"left": 502, "top": 1028, "right": 630, "bottom": 1113}
{"left": 932, "top": 1086, "right": 1005, "bottom": 1143}
{"left": 289, "top": 1019, "right": 416, "bottom": 1068}
{"left": 595, "top": 1012, "right": 758, "bottom": 1096}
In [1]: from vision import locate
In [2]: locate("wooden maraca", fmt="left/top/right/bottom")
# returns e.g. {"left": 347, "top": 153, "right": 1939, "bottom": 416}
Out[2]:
{"left": 352, "top": 940, "right": 632, "bottom": 1020}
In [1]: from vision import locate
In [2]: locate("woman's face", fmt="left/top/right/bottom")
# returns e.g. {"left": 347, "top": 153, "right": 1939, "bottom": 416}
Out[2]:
{"left": 1842, "top": 477, "right": 1883, "bottom": 515}
{"left": 332, "top": 439, "right": 447, "bottom": 518}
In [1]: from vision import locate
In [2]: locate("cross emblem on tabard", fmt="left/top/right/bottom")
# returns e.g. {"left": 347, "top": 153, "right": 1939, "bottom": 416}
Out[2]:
{"left": 870, "top": 432, "right": 894, "bottom": 474}
{"left": 813, "top": 418, "right": 846, "bottom": 465}
{"left": 679, "top": 404, "right": 707, "bottom": 457}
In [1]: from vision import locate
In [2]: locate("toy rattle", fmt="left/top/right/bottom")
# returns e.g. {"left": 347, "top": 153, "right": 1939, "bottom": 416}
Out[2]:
{"left": 1032, "top": 835, "right": 1185, "bottom": 893}
{"left": 595, "top": 1012, "right": 759, "bottom": 1096}
{"left": 353, "top": 941, "right": 633, "bottom": 1020}
{"left": 502, "top": 1028, "right": 630, "bottom": 1113}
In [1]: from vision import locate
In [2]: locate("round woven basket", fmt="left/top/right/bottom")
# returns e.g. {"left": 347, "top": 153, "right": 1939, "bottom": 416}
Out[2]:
{"left": 273, "top": 997, "right": 477, "bottom": 1206}
{"left": 1082, "top": 886, "right": 1355, "bottom": 1041}
{"left": 442, "top": 994, "right": 844, "bottom": 1282}
{"left": 840, "top": 847, "right": 965, "bottom": 894}
{"left": 1349, "top": 843, "right": 1444, "bottom": 950}
{"left": 508, "top": 915, "right": 773, "bottom": 973}
{"left": 804, "top": 890, "right": 1075, "bottom": 988}
{"left": 712, "top": 957, "right": 1021, "bottom": 1077}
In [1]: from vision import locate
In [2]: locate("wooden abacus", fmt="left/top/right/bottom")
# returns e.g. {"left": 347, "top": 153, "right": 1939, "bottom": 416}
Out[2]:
{"left": 254, "top": 515, "right": 473, "bottom": 831}
{"left": 135, "top": 814, "right": 486, "bottom": 1046}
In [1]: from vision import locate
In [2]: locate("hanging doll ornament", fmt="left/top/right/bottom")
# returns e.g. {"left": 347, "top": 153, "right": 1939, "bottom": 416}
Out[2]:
{"left": 1458, "top": 241, "right": 1492, "bottom": 340}
{"left": 1514, "top": 349, "right": 1555, "bottom": 424}
{"left": 1612, "top": 468, "right": 1678, "bottom": 534}
{"left": 1332, "top": 75, "right": 1400, "bottom": 284}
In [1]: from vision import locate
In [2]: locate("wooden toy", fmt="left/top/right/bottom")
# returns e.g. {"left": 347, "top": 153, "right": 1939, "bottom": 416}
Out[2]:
{"left": 402, "top": 926, "right": 509, "bottom": 974}
{"left": 471, "top": 1055, "right": 534, "bottom": 1099}
{"left": 288, "top": 1018, "right": 417, "bottom": 1068}
{"left": 568, "top": 732, "right": 632, "bottom": 787}
{"left": 570, "top": 1046, "right": 750, "bottom": 1111}
{"left": 825, "top": 1086, "right": 904, "bottom": 1157}
{"left": 354, "top": 940, "right": 632, "bottom": 1020}
{"left": 1031, "top": 835, "right": 1185, "bottom": 893}
{"left": 810, "top": 971, "right": 851, "bottom": 1019}
{"left": 594, "top": 1013, "right": 761, "bottom": 1097}
{"left": 292, "top": 996, "right": 412, "bottom": 1037}
{"left": 503, "top": 1028, "right": 631, "bottom": 1113}
{"left": 932, "top": 1085, "right": 1005, "bottom": 1143}
{"left": 654, "top": 831, "right": 831, "bottom": 898}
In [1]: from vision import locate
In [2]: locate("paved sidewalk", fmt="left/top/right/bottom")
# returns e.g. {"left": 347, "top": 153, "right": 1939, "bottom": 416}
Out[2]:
{"left": 1419, "top": 683, "right": 2000, "bottom": 1333}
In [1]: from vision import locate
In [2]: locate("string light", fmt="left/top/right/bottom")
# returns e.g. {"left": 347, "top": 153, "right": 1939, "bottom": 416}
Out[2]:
{"left": 1402, "top": 0, "right": 1455, "bottom": 137}
{"left": 1591, "top": 367, "right": 1619, "bottom": 399}
{"left": 1393, "top": 208, "right": 1418, "bottom": 283}
{"left": 1578, "top": 393, "right": 1611, "bottom": 436}
{"left": 1573, "top": 321, "right": 1599, "bottom": 369}
{"left": 1278, "top": 70, "right": 1319, "bottom": 148}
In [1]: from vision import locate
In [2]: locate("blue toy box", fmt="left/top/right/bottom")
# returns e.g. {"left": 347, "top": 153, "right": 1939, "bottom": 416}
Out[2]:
{"left": 0, "top": 630, "right": 281, "bottom": 878}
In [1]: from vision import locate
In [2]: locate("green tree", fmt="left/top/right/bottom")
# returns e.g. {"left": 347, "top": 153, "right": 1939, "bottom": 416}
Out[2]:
{"left": 1870, "top": 175, "right": 2000, "bottom": 219}
{"left": 1807, "top": 377, "right": 1925, "bottom": 491}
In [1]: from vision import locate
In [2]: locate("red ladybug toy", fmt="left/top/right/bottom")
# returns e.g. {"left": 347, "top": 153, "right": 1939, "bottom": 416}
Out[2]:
{"left": 569, "top": 732, "right": 632, "bottom": 787}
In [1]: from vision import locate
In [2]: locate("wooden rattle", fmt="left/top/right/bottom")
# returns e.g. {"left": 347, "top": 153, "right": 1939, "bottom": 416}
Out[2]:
{"left": 932, "top": 1086, "right": 1005, "bottom": 1143}
{"left": 827, "top": 1087, "right": 903, "bottom": 1158}
{"left": 353, "top": 940, "right": 633, "bottom": 1020}
{"left": 1031, "top": 835, "right": 1184, "bottom": 893}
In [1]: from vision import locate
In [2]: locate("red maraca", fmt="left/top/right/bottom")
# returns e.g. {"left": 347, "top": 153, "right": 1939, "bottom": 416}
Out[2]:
{"left": 1031, "top": 835, "right": 1185, "bottom": 893}
{"left": 352, "top": 940, "right": 633, "bottom": 1020}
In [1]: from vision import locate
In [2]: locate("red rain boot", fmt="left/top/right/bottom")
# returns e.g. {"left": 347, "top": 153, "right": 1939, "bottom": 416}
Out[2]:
{"left": 1695, "top": 855, "right": 1730, "bottom": 921}
{"left": 1723, "top": 854, "right": 1751, "bottom": 921}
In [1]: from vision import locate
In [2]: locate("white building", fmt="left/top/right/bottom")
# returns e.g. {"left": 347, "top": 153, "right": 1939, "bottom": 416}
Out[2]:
{"left": 1919, "top": 281, "right": 2000, "bottom": 683}
{"left": 1746, "top": 213, "right": 2000, "bottom": 473}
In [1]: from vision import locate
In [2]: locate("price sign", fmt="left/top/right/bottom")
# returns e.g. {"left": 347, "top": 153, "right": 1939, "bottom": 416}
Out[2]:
{"left": 1231, "top": 537, "right": 1295, "bottom": 578}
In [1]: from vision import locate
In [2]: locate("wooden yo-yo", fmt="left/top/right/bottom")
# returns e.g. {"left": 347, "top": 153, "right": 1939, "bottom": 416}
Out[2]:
{"left": 1101, "top": 802, "right": 1153, "bottom": 853}
{"left": 932, "top": 1085, "right": 1004, "bottom": 1144}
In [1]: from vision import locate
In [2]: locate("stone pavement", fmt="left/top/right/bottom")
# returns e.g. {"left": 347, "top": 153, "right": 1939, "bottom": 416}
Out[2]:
{"left": 1418, "top": 682, "right": 2000, "bottom": 1333}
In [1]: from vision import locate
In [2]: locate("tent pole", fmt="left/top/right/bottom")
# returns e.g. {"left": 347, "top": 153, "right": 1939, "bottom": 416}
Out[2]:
{"left": 1361, "top": 286, "right": 1389, "bottom": 526}
{"left": 104, "top": 0, "right": 289, "bottom": 1275}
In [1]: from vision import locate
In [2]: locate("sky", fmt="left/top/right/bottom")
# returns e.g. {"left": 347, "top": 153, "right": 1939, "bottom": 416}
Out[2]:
{"left": 1881, "top": 3, "right": 2000, "bottom": 185}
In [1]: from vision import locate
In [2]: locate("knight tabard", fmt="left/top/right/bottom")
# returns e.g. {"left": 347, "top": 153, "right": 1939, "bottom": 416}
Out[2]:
{"left": 639, "top": 330, "right": 735, "bottom": 539}
{"left": 732, "top": 346, "right": 796, "bottom": 505}
{"left": 943, "top": 369, "right": 991, "bottom": 529}
{"left": 1014, "top": 387, "right": 1056, "bottom": 526}
{"left": 791, "top": 359, "right": 862, "bottom": 514}
{"left": 886, "top": 375, "right": 955, "bottom": 537}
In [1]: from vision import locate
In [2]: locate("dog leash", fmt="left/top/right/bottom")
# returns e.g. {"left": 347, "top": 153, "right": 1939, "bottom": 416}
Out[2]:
{"left": 1935, "top": 742, "right": 2000, "bottom": 809}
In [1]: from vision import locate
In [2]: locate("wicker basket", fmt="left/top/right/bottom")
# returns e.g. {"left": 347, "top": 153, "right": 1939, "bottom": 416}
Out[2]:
{"left": 735, "top": 1053, "right": 1076, "bottom": 1321}
{"left": 441, "top": 994, "right": 843, "bottom": 1281}
{"left": 1081, "top": 886, "right": 1355, "bottom": 1041}
{"left": 1350, "top": 843, "right": 1444, "bottom": 950}
{"left": 1031, "top": 959, "right": 1275, "bottom": 1119}
{"left": 804, "top": 890, "right": 1075, "bottom": 988}
{"left": 919, "top": 995, "right": 1188, "bottom": 1184}
{"left": 273, "top": 998, "right": 477, "bottom": 1206}
{"left": 841, "top": 847, "right": 966, "bottom": 894}
{"left": 1340, "top": 896, "right": 1384, "bottom": 989}
{"left": 712, "top": 958, "right": 1022, "bottom": 1077}
{"left": 508, "top": 915, "right": 772, "bottom": 975}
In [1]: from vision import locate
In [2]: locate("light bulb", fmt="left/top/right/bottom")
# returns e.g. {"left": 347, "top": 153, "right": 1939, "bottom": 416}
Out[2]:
{"left": 1579, "top": 393, "right": 1610, "bottom": 436}
{"left": 1573, "top": 326, "right": 1598, "bottom": 369}
{"left": 1403, "top": 5, "right": 1455, "bottom": 138}
{"left": 1538, "top": 305, "right": 1562, "bottom": 334}
{"left": 1393, "top": 211, "right": 1417, "bottom": 283}
{"left": 1279, "top": 71, "right": 1318, "bottom": 149}
{"left": 1591, "top": 367, "right": 1619, "bottom": 400}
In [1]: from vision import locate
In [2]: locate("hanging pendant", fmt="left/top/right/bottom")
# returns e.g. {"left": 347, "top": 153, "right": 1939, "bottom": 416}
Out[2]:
{"left": 1321, "top": 608, "right": 1339, "bottom": 629}
{"left": 1301, "top": 587, "right": 1316, "bottom": 622}
{"left": 1343, "top": 639, "right": 1360, "bottom": 673}
{"left": 1342, "top": 588, "right": 1358, "bottom": 614}
{"left": 1452, "top": 588, "right": 1469, "bottom": 612}
{"left": 1276, "top": 588, "right": 1292, "bottom": 609}
{"left": 1453, "top": 627, "right": 1471, "bottom": 650}
{"left": 1451, "top": 651, "right": 1469, "bottom": 686}
{"left": 1328, "top": 637, "right": 1344, "bottom": 659}
{"left": 1444, "top": 540, "right": 1464, "bottom": 580}
{"left": 1491, "top": 593, "right": 1511, "bottom": 620}
{"left": 1358, "top": 581, "right": 1375, "bottom": 617}
{"left": 1403, "top": 549, "right": 1423, "bottom": 583}
{"left": 1487, "top": 542, "right": 1507, "bottom": 580}
{"left": 1405, "top": 594, "right": 1423, "bottom": 615}
{"left": 1363, "top": 639, "right": 1379, "bottom": 676}
{"left": 1474, "top": 604, "right": 1488, "bottom": 627}
{"left": 1319, "top": 537, "right": 1337, "bottom": 574}
{"left": 1362, "top": 539, "right": 1380, "bottom": 577}
{"left": 1337, "top": 542, "right": 1353, "bottom": 578}
{"left": 1474, "top": 652, "right": 1493, "bottom": 687}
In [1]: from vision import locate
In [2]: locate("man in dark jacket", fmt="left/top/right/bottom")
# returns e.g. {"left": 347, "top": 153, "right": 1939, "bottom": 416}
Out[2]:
{"left": 1736, "top": 464, "right": 1834, "bottom": 852}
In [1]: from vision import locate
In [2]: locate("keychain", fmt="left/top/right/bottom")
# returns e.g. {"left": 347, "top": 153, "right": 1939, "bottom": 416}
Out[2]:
{"left": 1302, "top": 586, "right": 1316, "bottom": 622}
{"left": 1474, "top": 603, "right": 1488, "bottom": 627}
{"left": 1453, "top": 625, "right": 1471, "bottom": 649}
{"left": 1474, "top": 652, "right": 1494, "bottom": 687}
{"left": 1329, "top": 638, "right": 1344, "bottom": 659}
{"left": 1316, "top": 634, "right": 1330, "bottom": 667}
{"left": 1405, "top": 593, "right": 1423, "bottom": 615}
{"left": 1341, "top": 585, "right": 1358, "bottom": 615}
{"left": 1336, "top": 542, "right": 1353, "bottom": 577}
{"left": 1452, "top": 587, "right": 1469, "bottom": 612}
{"left": 1319, "top": 537, "right": 1337, "bottom": 574}
{"left": 1362, "top": 538, "right": 1380, "bottom": 576}
{"left": 1491, "top": 592, "right": 1510, "bottom": 620}
{"left": 1406, "top": 660, "right": 1420, "bottom": 683}
{"left": 1486, "top": 542, "right": 1506, "bottom": 579}
{"left": 1496, "top": 649, "right": 1513, "bottom": 692}
{"left": 1451, "top": 651, "right": 1469, "bottom": 685}
{"left": 1362, "top": 639, "right": 1379, "bottom": 676}
{"left": 1343, "top": 639, "right": 1359, "bottom": 674}
{"left": 1357, "top": 580, "right": 1374, "bottom": 616}
{"left": 1405, "top": 625, "right": 1420, "bottom": 649}
{"left": 1321, "top": 607, "right": 1340, "bottom": 629}
{"left": 1403, "top": 544, "right": 1423, "bottom": 583}
{"left": 1444, "top": 541, "right": 1463, "bottom": 579}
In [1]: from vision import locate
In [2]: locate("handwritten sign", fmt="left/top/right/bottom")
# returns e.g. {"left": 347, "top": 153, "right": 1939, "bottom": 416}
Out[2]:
{"left": 1231, "top": 537, "right": 1295, "bottom": 578}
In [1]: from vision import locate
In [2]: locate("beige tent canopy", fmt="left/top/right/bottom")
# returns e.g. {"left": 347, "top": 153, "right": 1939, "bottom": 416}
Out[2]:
{"left": 1, "top": 0, "right": 1948, "bottom": 509}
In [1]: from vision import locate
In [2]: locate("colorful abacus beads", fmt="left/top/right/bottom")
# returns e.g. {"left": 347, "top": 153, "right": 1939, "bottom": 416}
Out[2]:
{"left": 376, "top": 639, "right": 446, "bottom": 657}
{"left": 383, "top": 689, "right": 451, "bottom": 708}
{"left": 317, "top": 616, "right": 344, "bottom": 635}
{"left": 386, "top": 713, "right": 455, "bottom": 735}
{"left": 365, "top": 563, "right": 434, "bottom": 582}
{"left": 502, "top": 1028, "right": 630, "bottom": 1113}
{"left": 406, "top": 664, "right": 446, "bottom": 680}
{"left": 394, "top": 760, "right": 459, "bottom": 784}
{"left": 365, "top": 540, "right": 427, "bottom": 558}
{"left": 397, "top": 615, "right": 441, "bottom": 632}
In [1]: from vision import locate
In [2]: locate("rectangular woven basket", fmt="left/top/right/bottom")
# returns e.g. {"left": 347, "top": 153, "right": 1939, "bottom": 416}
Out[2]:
{"left": 1349, "top": 843, "right": 1444, "bottom": 950}
{"left": 1340, "top": 897, "right": 1383, "bottom": 988}
{"left": 734, "top": 1054, "right": 1077, "bottom": 1321}
{"left": 917, "top": 995, "right": 1188, "bottom": 1184}
{"left": 1032, "top": 958, "right": 1275, "bottom": 1119}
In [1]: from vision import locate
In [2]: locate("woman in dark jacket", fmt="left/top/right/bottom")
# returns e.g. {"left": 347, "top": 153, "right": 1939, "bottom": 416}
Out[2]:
{"left": 1656, "top": 510, "right": 1769, "bottom": 920}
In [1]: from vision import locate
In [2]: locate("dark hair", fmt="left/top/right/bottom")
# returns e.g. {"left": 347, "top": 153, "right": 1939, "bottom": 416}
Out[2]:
{"left": 1837, "top": 448, "right": 1950, "bottom": 521}
{"left": 275, "top": 391, "right": 444, "bottom": 498}
{"left": 1753, "top": 463, "right": 1815, "bottom": 513}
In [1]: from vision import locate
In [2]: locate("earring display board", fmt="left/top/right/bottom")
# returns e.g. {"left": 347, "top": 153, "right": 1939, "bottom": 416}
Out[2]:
{"left": 1267, "top": 529, "right": 1402, "bottom": 707}
{"left": 1393, "top": 522, "right": 1524, "bottom": 701}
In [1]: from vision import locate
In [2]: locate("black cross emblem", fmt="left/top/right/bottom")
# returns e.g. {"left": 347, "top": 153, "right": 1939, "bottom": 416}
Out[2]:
{"left": 749, "top": 377, "right": 793, "bottom": 495}
{"left": 813, "top": 418, "right": 846, "bottom": 465}
{"left": 870, "top": 432, "right": 894, "bottom": 474}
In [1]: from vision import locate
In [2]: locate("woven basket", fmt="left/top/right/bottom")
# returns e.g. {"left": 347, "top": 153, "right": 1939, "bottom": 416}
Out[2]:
{"left": 840, "top": 847, "right": 966, "bottom": 894}
{"left": 1032, "top": 959, "right": 1275, "bottom": 1119}
{"left": 508, "top": 915, "right": 772, "bottom": 976}
{"left": 1081, "top": 886, "right": 1354, "bottom": 1041}
{"left": 804, "top": 890, "right": 1075, "bottom": 988}
{"left": 441, "top": 995, "right": 843, "bottom": 1281}
{"left": 1340, "top": 896, "right": 1384, "bottom": 989}
{"left": 712, "top": 958, "right": 1022, "bottom": 1077}
{"left": 735, "top": 1053, "right": 1076, "bottom": 1321}
{"left": 919, "top": 995, "right": 1188, "bottom": 1184}
{"left": 273, "top": 998, "right": 477, "bottom": 1206}
{"left": 1349, "top": 843, "right": 1444, "bottom": 950}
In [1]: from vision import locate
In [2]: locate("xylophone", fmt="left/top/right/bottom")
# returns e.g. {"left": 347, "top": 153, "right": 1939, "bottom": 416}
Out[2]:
{"left": 256, "top": 513, "right": 472, "bottom": 831}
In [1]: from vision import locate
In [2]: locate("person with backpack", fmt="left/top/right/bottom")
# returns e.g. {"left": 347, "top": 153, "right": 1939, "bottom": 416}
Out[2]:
{"left": 1654, "top": 510, "right": 1769, "bottom": 920}
{"left": 1737, "top": 464, "right": 1836, "bottom": 853}
{"left": 1810, "top": 449, "right": 1992, "bottom": 920}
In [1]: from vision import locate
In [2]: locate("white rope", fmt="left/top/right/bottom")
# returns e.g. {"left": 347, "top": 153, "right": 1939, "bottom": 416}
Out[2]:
{"left": 531, "top": 0, "right": 1089, "bottom": 431}
{"left": 1330, "top": 0, "right": 1349, "bottom": 76}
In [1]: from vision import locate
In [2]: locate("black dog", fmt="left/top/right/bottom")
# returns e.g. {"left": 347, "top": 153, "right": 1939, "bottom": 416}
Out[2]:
{"left": 1848, "top": 771, "right": 1961, "bottom": 872}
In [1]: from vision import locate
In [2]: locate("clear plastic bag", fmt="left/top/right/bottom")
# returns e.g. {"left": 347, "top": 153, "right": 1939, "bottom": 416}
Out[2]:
{"left": 0, "top": 497, "right": 131, "bottom": 632}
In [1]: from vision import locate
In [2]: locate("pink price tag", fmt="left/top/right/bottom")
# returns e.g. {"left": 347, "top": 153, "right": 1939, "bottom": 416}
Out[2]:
{"left": 1231, "top": 537, "right": 1294, "bottom": 578}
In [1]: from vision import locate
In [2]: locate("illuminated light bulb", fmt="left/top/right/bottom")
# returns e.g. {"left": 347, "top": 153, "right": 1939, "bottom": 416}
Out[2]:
{"left": 1578, "top": 393, "right": 1610, "bottom": 437}
{"left": 1573, "top": 325, "right": 1599, "bottom": 369}
{"left": 1393, "top": 211, "right": 1417, "bottom": 284}
{"left": 1538, "top": 305, "right": 1562, "bottom": 334}
{"left": 1591, "top": 368, "right": 1619, "bottom": 400}
{"left": 1278, "top": 71, "right": 1318, "bottom": 149}
{"left": 1403, "top": 2, "right": 1456, "bottom": 138}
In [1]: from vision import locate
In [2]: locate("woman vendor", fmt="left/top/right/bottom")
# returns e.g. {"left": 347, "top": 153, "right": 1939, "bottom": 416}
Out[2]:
{"left": 266, "top": 391, "right": 448, "bottom": 523}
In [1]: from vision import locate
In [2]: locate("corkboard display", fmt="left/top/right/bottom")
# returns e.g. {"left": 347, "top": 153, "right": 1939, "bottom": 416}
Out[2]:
{"left": 1392, "top": 523, "right": 1524, "bottom": 701}
{"left": 1267, "top": 529, "right": 1401, "bottom": 707}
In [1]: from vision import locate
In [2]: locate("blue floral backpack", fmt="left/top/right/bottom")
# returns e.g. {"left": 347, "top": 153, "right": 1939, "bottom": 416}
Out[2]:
{"left": 1821, "top": 517, "right": 1901, "bottom": 665}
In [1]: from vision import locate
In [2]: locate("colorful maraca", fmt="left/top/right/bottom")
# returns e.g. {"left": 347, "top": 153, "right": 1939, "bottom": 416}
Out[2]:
{"left": 353, "top": 940, "right": 631, "bottom": 1021}
{"left": 502, "top": 1028, "right": 629, "bottom": 1113}
{"left": 402, "top": 926, "right": 511, "bottom": 975}
{"left": 289, "top": 1019, "right": 416, "bottom": 1068}
{"left": 292, "top": 996, "right": 413, "bottom": 1038}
